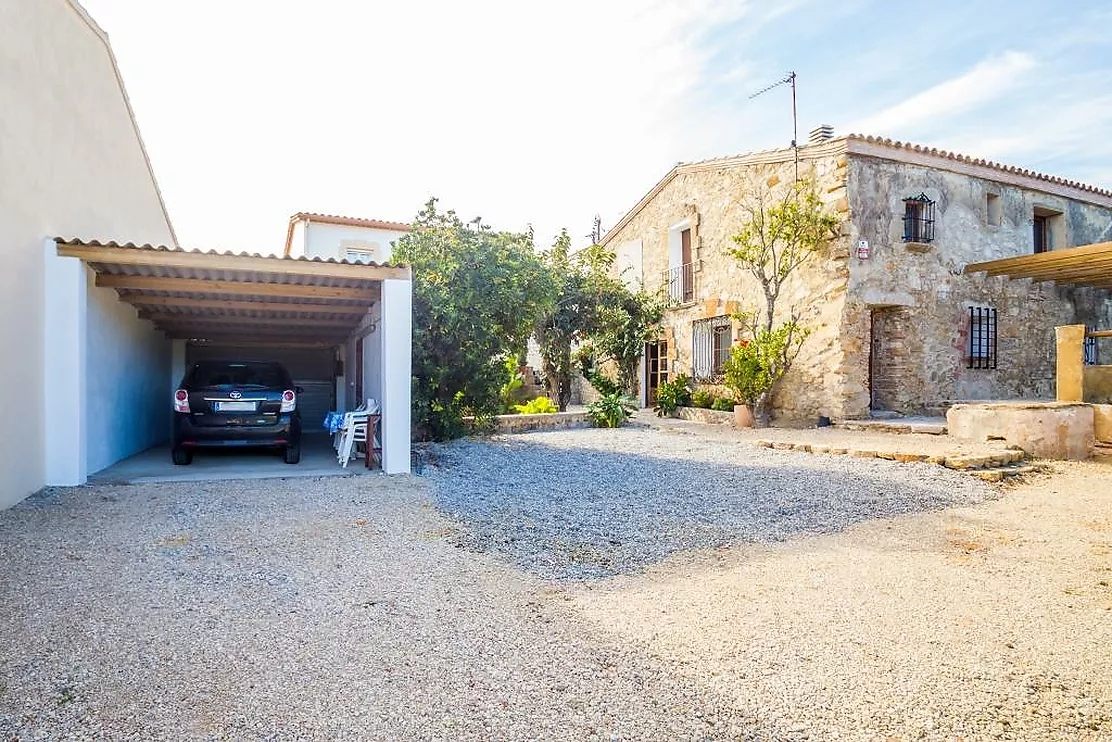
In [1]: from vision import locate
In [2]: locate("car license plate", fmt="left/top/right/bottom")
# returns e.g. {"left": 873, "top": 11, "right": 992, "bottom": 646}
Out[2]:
{"left": 215, "top": 401, "right": 257, "bottom": 412}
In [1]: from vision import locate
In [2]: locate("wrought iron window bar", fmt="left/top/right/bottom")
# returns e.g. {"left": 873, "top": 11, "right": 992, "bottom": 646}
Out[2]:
{"left": 968, "top": 306, "right": 997, "bottom": 370}
{"left": 903, "top": 193, "right": 936, "bottom": 243}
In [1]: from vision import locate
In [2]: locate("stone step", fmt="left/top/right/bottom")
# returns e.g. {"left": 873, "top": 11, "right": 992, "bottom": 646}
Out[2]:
{"left": 969, "top": 465, "right": 1043, "bottom": 483}
{"left": 1094, "top": 442, "right": 1112, "bottom": 462}
{"left": 755, "top": 439, "right": 1027, "bottom": 471}
{"left": 835, "top": 420, "right": 948, "bottom": 436}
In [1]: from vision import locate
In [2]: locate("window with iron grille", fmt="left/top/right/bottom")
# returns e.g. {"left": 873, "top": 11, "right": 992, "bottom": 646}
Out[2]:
{"left": 968, "top": 306, "right": 997, "bottom": 369}
{"left": 692, "top": 315, "right": 732, "bottom": 380}
{"left": 1084, "top": 330, "right": 1099, "bottom": 366}
{"left": 903, "top": 193, "right": 936, "bottom": 243}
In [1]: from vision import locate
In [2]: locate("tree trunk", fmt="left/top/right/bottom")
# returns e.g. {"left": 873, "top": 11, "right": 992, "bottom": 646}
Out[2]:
{"left": 556, "top": 347, "right": 572, "bottom": 411}
{"left": 754, "top": 389, "right": 773, "bottom": 427}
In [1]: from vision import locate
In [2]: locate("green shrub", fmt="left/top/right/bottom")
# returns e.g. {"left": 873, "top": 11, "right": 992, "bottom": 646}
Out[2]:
{"left": 711, "top": 396, "right": 735, "bottom": 412}
{"left": 586, "top": 393, "right": 636, "bottom": 428}
{"left": 653, "top": 375, "right": 692, "bottom": 417}
{"left": 691, "top": 390, "right": 715, "bottom": 409}
{"left": 512, "top": 396, "right": 558, "bottom": 415}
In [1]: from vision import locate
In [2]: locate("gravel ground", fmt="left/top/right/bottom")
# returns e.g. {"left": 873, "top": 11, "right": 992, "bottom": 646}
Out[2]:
{"left": 3, "top": 424, "right": 1109, "bottom": 740}
{"left": 422, "top": 424, "right": 996, "bottom": 579}
{"left": 0, "top": 476, "right": 764, "bottom": 741}
{"left": 570, "top": 460, "right": 1112, "bottom": 740}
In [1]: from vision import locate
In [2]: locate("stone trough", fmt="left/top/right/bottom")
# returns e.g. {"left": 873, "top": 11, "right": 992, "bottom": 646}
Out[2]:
{"left": 947, "top": 401, "right": 1112, "bottom": 460}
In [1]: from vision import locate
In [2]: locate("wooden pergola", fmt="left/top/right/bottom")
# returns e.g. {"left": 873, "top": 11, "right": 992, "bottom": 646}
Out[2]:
{"left": 964, "top": 240, "right": 1112, "bottom": 291}
{"left": 55, "top": 238, "right": 409, "bottom": 346}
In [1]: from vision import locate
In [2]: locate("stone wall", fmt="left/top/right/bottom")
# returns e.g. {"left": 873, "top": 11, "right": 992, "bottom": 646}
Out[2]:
{"left": 844, "top": 154, "right": 1112, "bottom": 416}
{"left": 601, "top": 138, "right": 1112, "bottom": 424}
{"left": 601, "top": 143, "right": 854, "bottom": 424}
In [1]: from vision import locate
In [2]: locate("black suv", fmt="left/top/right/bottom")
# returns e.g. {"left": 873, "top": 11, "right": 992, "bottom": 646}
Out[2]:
{"left": 172, "top": 360, "right": 302, "bottom": 465}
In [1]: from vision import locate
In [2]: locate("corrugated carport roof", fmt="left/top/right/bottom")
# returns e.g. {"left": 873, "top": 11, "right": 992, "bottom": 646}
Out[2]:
{"left": 55, "top": 238, "right": 410, "bottom": 345}
{"left": 964, "top": 241, "right": 1112, "bottom": 290}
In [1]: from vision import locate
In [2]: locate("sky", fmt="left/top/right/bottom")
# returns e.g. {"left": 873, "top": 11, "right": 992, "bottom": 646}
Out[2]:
{"left": 80, "top": 0, "right": 1112, "bottom": 255}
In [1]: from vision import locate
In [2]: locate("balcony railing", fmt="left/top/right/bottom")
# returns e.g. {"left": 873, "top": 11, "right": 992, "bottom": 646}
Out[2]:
{"left": 662, "top": 263, "right": 694, "bottom": 303}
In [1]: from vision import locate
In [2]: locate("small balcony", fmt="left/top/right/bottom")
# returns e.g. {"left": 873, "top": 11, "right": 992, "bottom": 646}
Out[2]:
{"left": 662, "top": 263, "right": 695, "bottom": 304}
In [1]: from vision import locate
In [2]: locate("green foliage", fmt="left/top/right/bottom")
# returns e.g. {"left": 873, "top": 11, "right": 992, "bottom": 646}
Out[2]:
{"left": 586, "top": 393, "right": 636, "bottom": 428}
{"left": 574, "top": 344, "right": 622, "bottom": 397}
{"left": 729, "top": 178, "right": 839, "bottom": 332}
{"left": 691, "top": 389, "right": 715, "bottom": 409}
{"left": 590, "top": 290, "right": 668, "bottom": 395}
{"left": 499, "top": 356, "right": 525, "bottom": 413}
{"left": 653, "top": 374, "right": 692, "bottom": 417}
{"left": 512, "top": 396, "right": 558, "bottom": 415}
{"left": 534, "top": 231, "right": 626, "bottom": 411}
{"left": 394, "top": 199, "right": 556, "bottom": 440}
{"left": 726, "top": 178, "right": 837, "bottom": 424}
{"left": 722, "top": 323, "right": 810, "bottom": 420}
{"left": 711, "top": 396, "right": 735, "bottom": 412}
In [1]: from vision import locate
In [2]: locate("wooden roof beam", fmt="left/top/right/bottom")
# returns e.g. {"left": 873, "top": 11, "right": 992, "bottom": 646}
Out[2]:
{"left": 96, "top": 274, "right": 379, "bottom": 301}
{"left": 122, "top": 294, "right": 369, "bottom": 315}
{"left": 964, "top": 241, "right": 1112, "bottom": 275}
{"left": 140, "top": 313, "right": 358, "bottom": 329}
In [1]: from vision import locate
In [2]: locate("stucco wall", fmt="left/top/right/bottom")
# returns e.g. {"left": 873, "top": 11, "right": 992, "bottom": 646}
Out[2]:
{"left": 0, "top": 1, "right": 176, "bottom": 506}
{"left": 845, "top": 154, "right": 1112, "bottom": 415}
{"left": 1085, "top": 366, "right": 1112, "bottom": 404}
{"left": 85, "top": 268, "right": 171, "bottom": 473}
{"left": 601, "top": 148, "right": 853, "bottom": 423}
{"left": 304, "top": 223, "right": 407, "bottom": 263}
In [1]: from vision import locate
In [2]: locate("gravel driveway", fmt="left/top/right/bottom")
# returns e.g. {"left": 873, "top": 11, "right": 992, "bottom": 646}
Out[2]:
{"left": 423, "top": 425, "right": 994, "bottom": 579}
{"left": 2, "top": 424, "right": 1108, "bottom": 740}
{"left": 0, "top": 477, "right": 756, "bottom": 740}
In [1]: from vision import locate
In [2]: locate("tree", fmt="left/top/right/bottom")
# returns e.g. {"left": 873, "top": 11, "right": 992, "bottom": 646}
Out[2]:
{"left": 726, "top": 178, "right": 839, "bottom": 424}
{"left": 533, "top": 231, "right": 620, "bottom": 411}
{"left": 567, "top": 244, "right": 667, "bottom": 399}
{"left": 393, "top": 199, "right": 555, "bottom": 440}
{"left": 590, "top": 288, "right": 667, "bottom": 396}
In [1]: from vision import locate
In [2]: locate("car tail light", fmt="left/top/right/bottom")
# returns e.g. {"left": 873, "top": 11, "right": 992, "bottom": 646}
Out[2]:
{"left": 281, "top": 389, "right": 296, "bottom": 413}
{"left": 174, "top": 389, "right": 190, "bottom": 413}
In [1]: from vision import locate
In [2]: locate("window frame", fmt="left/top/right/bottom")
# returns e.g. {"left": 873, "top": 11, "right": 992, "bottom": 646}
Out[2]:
{"left": 344, "top": 248, "right": 375, "bottom": 263}
{"left": 968, "top": 306, "right": 998, "bottom": 370}
{"left": 902, "top": 193, "right": 936, "bottom": 243}
{"left": 692, "top": 315, "right": 732, "bottom": 381}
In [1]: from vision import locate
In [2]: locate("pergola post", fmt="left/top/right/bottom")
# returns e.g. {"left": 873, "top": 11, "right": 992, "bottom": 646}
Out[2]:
{"left": 380, "top": 278, "right": 412, "bottom": 474}
{"left": 1055, "top": 325, "right": 1086, "bottom": 402}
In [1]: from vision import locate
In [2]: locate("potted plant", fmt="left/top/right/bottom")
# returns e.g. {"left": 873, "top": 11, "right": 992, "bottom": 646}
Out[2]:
{"left": 722, "top": 339, "right": 769, "bottom": 428}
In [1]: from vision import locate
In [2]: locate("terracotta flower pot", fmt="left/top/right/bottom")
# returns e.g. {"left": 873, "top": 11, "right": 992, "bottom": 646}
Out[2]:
{"left": 734, "top": 403, "right": 755, "bottom": 428}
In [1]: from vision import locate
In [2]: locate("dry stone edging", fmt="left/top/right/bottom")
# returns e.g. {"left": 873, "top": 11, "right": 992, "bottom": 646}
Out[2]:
{"left": 755, "top": 439, "right": 1041, "bottom": 481}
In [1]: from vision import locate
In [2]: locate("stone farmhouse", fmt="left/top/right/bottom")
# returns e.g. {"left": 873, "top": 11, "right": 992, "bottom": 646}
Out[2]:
{"left": 599, "top": 130, "right": 1112, "bottom": 423}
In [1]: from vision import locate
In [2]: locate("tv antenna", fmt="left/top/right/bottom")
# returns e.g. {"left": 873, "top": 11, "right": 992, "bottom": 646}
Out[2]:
{"left": 749, "top": 71, "right": 798, "bottom": 181}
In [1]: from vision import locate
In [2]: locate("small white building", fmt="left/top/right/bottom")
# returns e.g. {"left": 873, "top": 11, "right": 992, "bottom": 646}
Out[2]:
{"left": 284, "top": 212, "right": 410, "bottom": 264}
{"left": 0, "top": 1, "right": 414, "bottom": 509}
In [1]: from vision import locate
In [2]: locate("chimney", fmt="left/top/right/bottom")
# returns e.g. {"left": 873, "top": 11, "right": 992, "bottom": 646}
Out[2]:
{"left": 808, "top": 125, "right": 834, "bottom": 144}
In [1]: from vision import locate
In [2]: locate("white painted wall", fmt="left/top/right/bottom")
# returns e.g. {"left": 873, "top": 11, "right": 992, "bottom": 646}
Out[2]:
{"left": 303, "top": 222, "right": 407, "bottom": 263}
{"left": 1, "top": 1, "right": 176, "bottom": 506}
{"left": 85, "top": 267, "right": 171, "bottom": 474}
{"left": 616, "top": 238, "right": 643, "bottom": 290}
{"left": 286, "top": 221, "right": 307, "bottom": 257}
{"left": 380, "top": 279, "right": 412, "bottom": 474}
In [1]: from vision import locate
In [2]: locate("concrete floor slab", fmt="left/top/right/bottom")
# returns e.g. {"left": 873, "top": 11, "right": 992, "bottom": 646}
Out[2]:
{"left": 89, "top": 433, "right": 376, "bottom": 485}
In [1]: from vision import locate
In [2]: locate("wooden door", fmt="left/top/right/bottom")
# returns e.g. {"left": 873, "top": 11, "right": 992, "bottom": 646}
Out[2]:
{"left": 680, "top": 229, "right": 693, "bottom": 302}
{"left": 869, "top": 308, "right": 911, "bottom": 412}
{"left": 645, "top": 341, "right": 668, "bottom": 405}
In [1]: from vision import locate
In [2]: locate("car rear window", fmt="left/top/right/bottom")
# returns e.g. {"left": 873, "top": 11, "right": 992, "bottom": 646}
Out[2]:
{"left": 189, "top": 362, "right": 287, "bottom": 388}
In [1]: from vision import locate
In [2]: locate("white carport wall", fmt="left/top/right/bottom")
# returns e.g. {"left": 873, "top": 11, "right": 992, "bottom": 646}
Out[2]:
{"left": 43, "top": 237, "right": 414, "bottom": 484}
